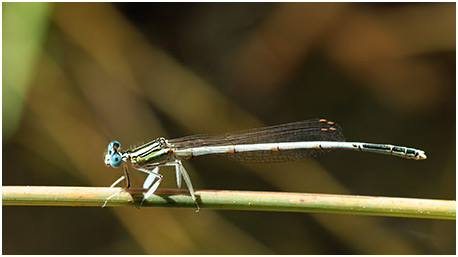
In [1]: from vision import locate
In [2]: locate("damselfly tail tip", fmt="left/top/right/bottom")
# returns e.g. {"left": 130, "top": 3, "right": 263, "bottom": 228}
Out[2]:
{"left": 417, "top": 151, "right": 427, "bottom": 160}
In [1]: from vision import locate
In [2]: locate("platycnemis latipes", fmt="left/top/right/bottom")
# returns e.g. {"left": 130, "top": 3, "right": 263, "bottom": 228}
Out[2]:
{"left": 103, "top": 118, "right": 426, "bottom": 209}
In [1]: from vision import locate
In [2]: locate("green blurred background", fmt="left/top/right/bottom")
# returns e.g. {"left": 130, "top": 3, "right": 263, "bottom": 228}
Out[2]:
{"left": 3, "top": 2, "right": 455, "bottom": 254}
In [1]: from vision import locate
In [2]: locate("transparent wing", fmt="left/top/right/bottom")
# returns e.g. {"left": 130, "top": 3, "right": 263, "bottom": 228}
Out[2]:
{"left": 168, "top": 118, "right": 345, "bottom": 162}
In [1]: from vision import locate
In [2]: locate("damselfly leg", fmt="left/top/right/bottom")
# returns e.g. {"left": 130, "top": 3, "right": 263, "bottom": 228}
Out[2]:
{"left": 102, "top": 165, "right": 130, "bottom": 207}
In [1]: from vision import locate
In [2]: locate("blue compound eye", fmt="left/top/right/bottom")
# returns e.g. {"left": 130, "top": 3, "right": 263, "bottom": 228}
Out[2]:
{"left": 108, "top": 141, "right": 121, "bottom": 151}
{"left": 110, "top": 153, "right": 122, "bottom": 168}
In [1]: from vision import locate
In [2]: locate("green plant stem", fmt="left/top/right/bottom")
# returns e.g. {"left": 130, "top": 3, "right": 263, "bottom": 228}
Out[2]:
{"left": 2, "top": 186, "right": 455, "bottom": 220}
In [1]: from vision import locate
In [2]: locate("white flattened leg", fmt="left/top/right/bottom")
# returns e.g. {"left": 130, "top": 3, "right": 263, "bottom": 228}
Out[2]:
{"left": 143, "top": 167, "right": 159, "bottom": 189}
{"left": 127, "top": 161, "right": 199, "bottom": 210}
{"left": 175, "top": 160, "right": 200, "bottom": 211}
{"left": 137, "top": 166, "right": 163, "bottom": 207}
{"left": 176, "top": 166, "right": 182, "bottom": 188}
{"left": 144, "top": 161, "right": 185, "bottom": 189}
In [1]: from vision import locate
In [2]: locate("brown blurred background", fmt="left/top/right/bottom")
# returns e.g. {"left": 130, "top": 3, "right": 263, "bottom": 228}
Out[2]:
{"left": 3, "top": 2, "right": 455, "bottom": 254}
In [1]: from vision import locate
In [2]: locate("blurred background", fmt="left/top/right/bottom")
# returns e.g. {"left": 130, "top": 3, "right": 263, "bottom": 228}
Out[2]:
{"left": 2, "top": 2, "right": 455, "bottom": 254}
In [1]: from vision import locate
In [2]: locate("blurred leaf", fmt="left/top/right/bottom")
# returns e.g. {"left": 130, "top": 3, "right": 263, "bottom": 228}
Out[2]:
{"left": 3, "top": 2, "right": 51, "bottom": 141}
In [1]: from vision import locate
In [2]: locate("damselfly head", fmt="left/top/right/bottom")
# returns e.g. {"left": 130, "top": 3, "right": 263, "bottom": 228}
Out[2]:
{"left": 109, "top": 153, "right": 122, "bottom": 167}
{"left": 104, "top": 153, "right": 112, "bottom": 166}
{"left": 108, "top": 141, "right": 121, "bottom": 151}
{"left": 105, "top": 141, "right": 123, "bottom": 168}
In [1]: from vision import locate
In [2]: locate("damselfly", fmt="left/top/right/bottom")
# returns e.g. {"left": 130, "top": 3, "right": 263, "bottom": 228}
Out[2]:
{"left": 103, "top": 118, "right": 426, "bottom": 209}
